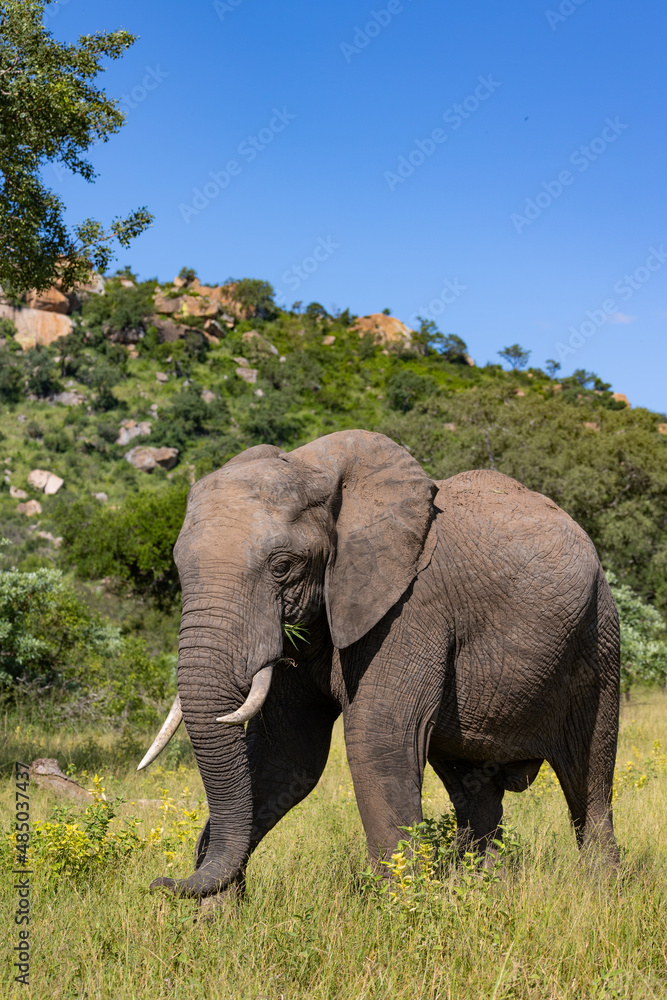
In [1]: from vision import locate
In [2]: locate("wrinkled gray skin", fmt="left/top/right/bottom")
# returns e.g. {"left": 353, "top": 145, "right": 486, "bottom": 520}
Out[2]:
{"left": 148, "top": 430, "right": 620, "bottom": 902}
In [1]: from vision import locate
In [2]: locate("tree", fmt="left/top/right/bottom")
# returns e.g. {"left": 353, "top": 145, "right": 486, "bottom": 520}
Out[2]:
{"left": 0, "top": 1, "right": 153, "bottom": 292}
{"left": 233, "top": 278, "right": 278, "bottom": 318}
{"left": 498, "top": 344, "right": 531, "bottom": 370}
{"left": 178, "top": 266, "right": 197, "bottom": 284}
{"left": 545, "top": 359, "right": 561, "bottom": 379}
{"left": 440, "top": 333, "right": 469, "bottom": 363}
{"left": 387, "top": 370, "right": 433, "bottom": 413}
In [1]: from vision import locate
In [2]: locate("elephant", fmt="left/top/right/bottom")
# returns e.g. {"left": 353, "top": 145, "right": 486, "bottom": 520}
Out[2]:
{"left": 139, "top": 429, "right": 620, "bottom": 903}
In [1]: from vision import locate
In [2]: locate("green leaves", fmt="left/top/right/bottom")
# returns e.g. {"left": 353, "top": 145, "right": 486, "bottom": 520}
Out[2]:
{"left": 55, "top": 483, "right": 189, "bottom": 607}
{"left": 283, "top": 621, "right": 309, "bottom": 647}
{"left": 0, "top": 1, "right": 152, "bottom": 290}
{"left": 607, "top": 570, "right": 667, "bottom": 693}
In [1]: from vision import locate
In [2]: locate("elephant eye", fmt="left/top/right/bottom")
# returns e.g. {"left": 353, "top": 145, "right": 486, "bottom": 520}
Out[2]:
{"left": 271, "top": 558, "right": 293, "bottom": 579}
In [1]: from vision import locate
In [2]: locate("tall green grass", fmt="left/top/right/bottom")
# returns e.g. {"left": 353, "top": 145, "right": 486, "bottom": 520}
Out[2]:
{"left": 2, "top": 692, "right": 667, "bottom": 999}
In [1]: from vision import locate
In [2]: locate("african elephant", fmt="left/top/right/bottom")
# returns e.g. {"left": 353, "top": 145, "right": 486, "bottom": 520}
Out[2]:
{"left": 140, "top": 429, "right": 620, "bottom": 902}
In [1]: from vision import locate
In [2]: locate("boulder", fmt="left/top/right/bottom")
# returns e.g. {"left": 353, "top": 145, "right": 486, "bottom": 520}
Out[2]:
{"left": 352, "top": 313, "right": 414, "bottom": 350}
{"left": 95, "top": 492, "right": 109, "bottom": 502}
{"left": 36, "top": 531, "right": 62, "bottom": 548}
{"left": 583, "top": 422, "right": 600, "bottom": 432}
{"left": 443, "top": 423, "right": 457, "bottom": 431}
{"left": 29, "top": 759, "right": 93, "bottom": 802}
{"left": 204, "top": 318, "right": 224, "bottom": 339}
{"left": 149, "top": 317, "right": 190, "bottom": 342}
{"left": 155, "top": 372, "right": 169, "bottom": 383}
{"left": 16, "top": 500, "right": 42, "bottom": 516}
{"left": 44, "top": 473, "right": 64, "bottom": 495}
{"left": 236, "top": 366, "right": 258, "bottom": 384}
{"left": 322, "top": 335, "right": 336, "bottom": 346}
{"left": 107, "top": 325, "right": 142, "bottom": 345}
{"left": 658, "top": 424, "right": 667, "bottom": 436}
{"left": 154, "top": 290, "right": 184, "bottom": 314}
{"left": 27, "top": 469, "right": 50, "bottom": 490}
{"left": 201, "top": 389, "right": 216, "bottom": 404}
{"left": 25, "top": 287, "right": 71, "bottom": 314}
{"left": 0, "top": 303, "right": 73, "bottom": 349}
{"left": 27, "top": 469, "right": 63, "bottom": 494}
{"left": 125, "top": 446, "right": 179, "bottom": 472}
{"left": 242, "top": 330, "right": 279, "bottom": 355}
{"left": 76, "top": 274, "right": 105, "bottom": 299}
{"left": 9, "top": 486, "right": 27, "bottom": 499}
{"left": 232, "top": 356, "right": 250, "bottom": 367}
{"left": 612, "top": 393, "right": 630, "bottom": 407}
{"left": 116, "top": 419, "right": 151, "bottom": 447}
{"left": 53, "top": 390, "right": 84, "bottom": 406}
{"left": 180, "top": 294, "right": 219, "bottom": 318}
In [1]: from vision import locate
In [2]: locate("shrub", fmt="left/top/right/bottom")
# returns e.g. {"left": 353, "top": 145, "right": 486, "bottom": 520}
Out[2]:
{"left": 150, "top": 383, "right": 228, "bottom": 451}
{"left": 0, "top": 347, "right": 24, "bottom": 402}
{"left": 607, "top": 571, "right": 667, "bottom": 694}
{"left": 0, "top": 567, "right": 118, "bottom": 689}
{"left": 387, "top": 370, "right": 434, "bottom": 413}
{"left": 25, "top": 346, "right": 61, "bottom": 398}
{"left": 55, "top": 483, "right": 189, "bottom": 607}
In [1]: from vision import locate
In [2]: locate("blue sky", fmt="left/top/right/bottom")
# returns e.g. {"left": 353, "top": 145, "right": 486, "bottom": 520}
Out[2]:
{"left": 46, "top": 0, "right": 667, "bottom": 413}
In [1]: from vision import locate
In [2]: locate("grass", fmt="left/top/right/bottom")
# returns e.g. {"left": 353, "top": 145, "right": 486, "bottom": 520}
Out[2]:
{"left": 1, "top": 691, "right": 667, "bottom": 999}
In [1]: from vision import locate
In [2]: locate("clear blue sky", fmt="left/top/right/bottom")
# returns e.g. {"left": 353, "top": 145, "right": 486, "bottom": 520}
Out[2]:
{"left": 47, "top": 0, "right": 667, "bottom": 413}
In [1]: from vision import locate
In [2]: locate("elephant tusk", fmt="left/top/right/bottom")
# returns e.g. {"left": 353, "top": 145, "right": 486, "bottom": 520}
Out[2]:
{"left": 216, "top": 663, "right": 274, "bottom": 725}
{"left": 137, "top": 695, "right": 183, "bottom": 771}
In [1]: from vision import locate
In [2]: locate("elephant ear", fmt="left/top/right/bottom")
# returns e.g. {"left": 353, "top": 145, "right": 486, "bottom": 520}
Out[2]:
{"left": 289, "top": 430, "right": 437, "bottom": 649}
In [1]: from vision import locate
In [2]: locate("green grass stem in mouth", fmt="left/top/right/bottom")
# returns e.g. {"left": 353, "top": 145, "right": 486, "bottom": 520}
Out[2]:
{"left": 282, "top": 621, "right": 309, "bottom": 647}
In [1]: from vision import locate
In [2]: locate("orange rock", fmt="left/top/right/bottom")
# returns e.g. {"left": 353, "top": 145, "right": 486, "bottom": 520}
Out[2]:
{"left": 180, "top": 294, "right": 219, "bottom": 318}
{"left": 16, "top": 499, "right": 42, "bottom": 516}
{"left": 352, "top": 313, "right": 413, "bottom": 349}
{"left": 0, "top": 304, "right": 72, "bottom": 349}
{"left": 25, "top": 286, "right": 70, "bottom": 314}
{"left": 657, "top": 424, "right": 667, "bottom": 435}
{"left": 514, "top": 389, "right": 526, "bottom": 397}
{"left": 611, "top": 392, "right": 630, "bottom": 407}
{"left": 154, "top": 290, "right": 183, "bottom": 314}
{"left": 583, "top": 421, "right": 600, "bottom": 432}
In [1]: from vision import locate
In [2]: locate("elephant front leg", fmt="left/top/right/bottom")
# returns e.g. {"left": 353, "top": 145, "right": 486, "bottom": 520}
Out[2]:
{"left": 194, "top": 679, "right": 339, "bottom": 916}
{"left": 343, "top": 709, "right": 431, "bottom": 869}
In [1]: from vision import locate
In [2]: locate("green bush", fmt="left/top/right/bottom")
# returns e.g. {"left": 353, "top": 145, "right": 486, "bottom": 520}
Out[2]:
{"left": 55, "top": 483, "right": 189, "bottom": 607}
{"left": 607, "top": 571, "right": 667, "bottom": 694}
{"left": 24, "top": 346, "right": 61, "bottom": 398}
{"left": 387, "top": 370, "right": 434, "bottom": 412}
{"left": 0, "top": 567, "right": 117, "bottom": 689}
{"left": 0, "top": 564, "right": 175, "bottom": 718}
{"left": 0, "top": 346, "right": 24, "bottom": 402}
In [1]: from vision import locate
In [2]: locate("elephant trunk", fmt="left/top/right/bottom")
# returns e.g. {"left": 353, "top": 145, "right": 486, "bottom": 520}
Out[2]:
{"left": 153, "top": 607, "right": 281, "bottom": 899}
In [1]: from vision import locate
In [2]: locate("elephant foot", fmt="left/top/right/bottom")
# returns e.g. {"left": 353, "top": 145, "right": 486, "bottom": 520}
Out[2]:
{"left": 196, "top": 887, "right": 242, "bottom": 923}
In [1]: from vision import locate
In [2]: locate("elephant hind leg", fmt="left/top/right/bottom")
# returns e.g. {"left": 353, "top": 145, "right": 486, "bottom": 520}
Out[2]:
{"left": 551, "top": 654, "right": 620, "bottom": 864}
{"left": 428, "top": 757, "right": 505, "bottom": 856}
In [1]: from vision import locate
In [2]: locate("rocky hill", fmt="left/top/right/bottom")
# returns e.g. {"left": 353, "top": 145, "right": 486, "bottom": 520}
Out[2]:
{"left": 1, "top": 268, "right": 666, "bottom": 615}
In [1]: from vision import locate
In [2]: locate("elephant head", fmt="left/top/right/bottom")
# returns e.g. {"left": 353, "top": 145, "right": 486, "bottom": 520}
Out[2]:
{"left": 140, "top": 430, "right": 437, "bottom": 897}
